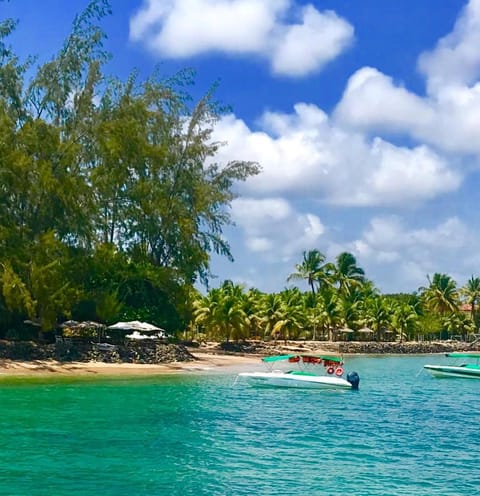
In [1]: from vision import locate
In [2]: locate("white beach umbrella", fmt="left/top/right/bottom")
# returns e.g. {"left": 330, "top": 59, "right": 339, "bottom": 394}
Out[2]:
{"left": 357, "top": 327, "right": 374, "bottom": 334}
{"left": 108, "top": 321, "right": 166, "bottom": 337}
{"left": 338, "top": 327, "right": 354, "bottom": 334}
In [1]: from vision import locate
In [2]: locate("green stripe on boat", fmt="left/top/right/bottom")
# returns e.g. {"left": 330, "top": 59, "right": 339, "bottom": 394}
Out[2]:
{"left": 446, "top": 352, "right": 480, "bottom": 358}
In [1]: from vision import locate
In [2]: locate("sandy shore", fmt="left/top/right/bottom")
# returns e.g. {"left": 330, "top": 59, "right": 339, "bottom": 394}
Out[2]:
{"left": 0, "top": 352, "right": 260, "bottom": 378}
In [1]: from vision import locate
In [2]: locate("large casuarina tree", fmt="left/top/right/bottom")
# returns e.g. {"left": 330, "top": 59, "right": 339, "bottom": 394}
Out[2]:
{"left": 0, "top": 0, "right": 260, "bottom": 333}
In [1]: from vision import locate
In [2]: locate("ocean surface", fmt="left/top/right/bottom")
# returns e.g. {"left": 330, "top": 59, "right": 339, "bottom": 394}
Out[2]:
{"left": 0, "top": 354, "right": 479, "bottom": 495}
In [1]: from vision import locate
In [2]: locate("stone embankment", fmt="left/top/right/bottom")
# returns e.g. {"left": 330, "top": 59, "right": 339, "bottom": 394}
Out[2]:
{"left": 0, "top": 339, "right": 478, "bottom": 363}
{"left": 203, "top": 340, "right": 480, "bottom": 356}
{"left": 0, "top": 340, "right": 195, "bottom": 363}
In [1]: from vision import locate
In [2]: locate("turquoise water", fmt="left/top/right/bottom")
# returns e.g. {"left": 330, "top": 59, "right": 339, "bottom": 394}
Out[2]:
{"left": 0, "top": 355, "right": 478, "bottom": 495}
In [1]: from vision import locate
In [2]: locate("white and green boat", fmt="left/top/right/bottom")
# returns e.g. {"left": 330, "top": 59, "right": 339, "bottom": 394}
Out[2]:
{"left": 424, "top": 352, "right": 480, "bottom": 379}
{"left": 238, "top": 354, "right": 360, "bottom": 390}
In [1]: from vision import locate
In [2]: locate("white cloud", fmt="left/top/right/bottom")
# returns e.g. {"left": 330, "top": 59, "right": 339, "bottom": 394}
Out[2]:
{"left": 351, "top": 216, "right": 474, "bottom": 292}
{"left": 213, "top": 105, "right": 461, "bottom": 206}
{"left": 129, "top": 0, "right": 354, "bottom": 77}
{"left": 270, "top": 6, "right": 353, "bottom": 77}
{"left": 418, "top": 0, "right": 480, "bottom": 93}
{"left": 334, "top": 1, "right": 480, "bottom": 156}
{"left": 231, "top": 197, "right": 324, "bottom": 259}
{"left": 333, "top": 67, "right": 434, "bottom": 133}
{"left": 205, "top": 1, "right": 480, "bottom": 294}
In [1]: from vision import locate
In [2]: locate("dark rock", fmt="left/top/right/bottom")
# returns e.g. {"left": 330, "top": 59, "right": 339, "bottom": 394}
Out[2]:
{"left": 0, "top": 339, "right": 195, "bottom": 364}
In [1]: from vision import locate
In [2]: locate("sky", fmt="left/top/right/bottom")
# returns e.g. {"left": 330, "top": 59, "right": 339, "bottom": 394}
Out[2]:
{"left": 3, "top": 0, "right": 480, "bottom": 295}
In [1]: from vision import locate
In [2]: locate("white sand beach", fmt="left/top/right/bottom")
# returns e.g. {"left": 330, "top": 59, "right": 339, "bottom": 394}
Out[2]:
{"left": 0, "top": 352, "right": 260, "bottom": 377}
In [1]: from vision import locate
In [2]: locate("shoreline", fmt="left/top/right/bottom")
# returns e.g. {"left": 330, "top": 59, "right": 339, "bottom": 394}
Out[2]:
{"left": 0, "top": 352, "right": 261, "bottom": 378}
{"left": 0, "top": 348, "right": 469, "bottom": 379}
{"left": 0, "top": 339, "right": 476, "bottom": 379}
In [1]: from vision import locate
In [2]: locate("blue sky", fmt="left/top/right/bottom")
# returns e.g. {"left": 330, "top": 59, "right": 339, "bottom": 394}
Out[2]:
{"left": 4, "top": 0, "right": 480, "bottom": 294}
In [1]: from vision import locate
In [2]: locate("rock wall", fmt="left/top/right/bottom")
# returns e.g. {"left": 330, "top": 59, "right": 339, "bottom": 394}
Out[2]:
{"left": 338, "top": 341, "right": 480, "bottom": 354}
{"left": 207, "top": 340, "right": 480, "bottom": 355}
{"left": 0, "top": 339, "right": 477, "bottom": 362}
{"left": 0, "top": 340, "right": 195, "bottom": 363}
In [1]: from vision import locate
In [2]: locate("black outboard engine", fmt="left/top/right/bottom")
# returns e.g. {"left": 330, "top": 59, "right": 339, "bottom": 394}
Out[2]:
{"left": 346, "top": 371, "right": 360, "bottom": 390}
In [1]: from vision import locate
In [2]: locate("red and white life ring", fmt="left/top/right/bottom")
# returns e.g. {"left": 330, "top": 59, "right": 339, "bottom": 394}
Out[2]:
{"left": 327, "top": 367, "right": 335, "bottom": 375}
{"left": 335, "top": 367, "right": 344, "bottom": 376}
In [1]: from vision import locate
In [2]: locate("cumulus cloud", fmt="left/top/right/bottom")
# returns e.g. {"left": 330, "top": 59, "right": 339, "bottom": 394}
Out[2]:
{"left": 270, "top": 5, "right": 353, "bottom": 77}
{"left": 205, "top": 1, "right": 480, "bottom": 294}
{"left": 230, "top": 197, "right": 325, "bottom": 259}
{"left": 334, "top": 1, "right": 480, "bottom": 156}
{"left": 331, "top": 216, "right": 476, "bottom": 292}
{"left": 213, "top": 105, "right": 461, "bottom": 206}
{"left": 333, "top": 67, "right": 435, "bottom": 133}
{"left": 364, "top": 216, "right": 474, "bottom": 291}
{"left": 129, "top": 0, "right": 354, "bottom": 77}
{"left": 418, "top": 0, "right": 480, "bottom": 92}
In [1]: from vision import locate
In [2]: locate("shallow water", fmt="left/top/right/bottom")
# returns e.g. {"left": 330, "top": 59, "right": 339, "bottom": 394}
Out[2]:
{"left": 0, "top": 355, "right": 478, "bottom": 495}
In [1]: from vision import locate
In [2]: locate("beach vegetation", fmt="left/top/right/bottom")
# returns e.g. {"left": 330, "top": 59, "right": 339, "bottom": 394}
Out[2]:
{"left": 0, "top": 2, "right": 479, "bottom": 350}
{"left": 0, "top": 1, "right": 259, "bottom": 337}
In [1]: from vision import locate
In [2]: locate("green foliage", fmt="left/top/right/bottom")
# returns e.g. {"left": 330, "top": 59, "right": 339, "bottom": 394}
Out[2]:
{"left": 95, "top": 291, "right": 123, "bottom": 324}
{"left": 0, "top": 2, "right": 259, "bottom": 334}
{"left": 1, "top": 262, "right": 35, "bottom": 318}
{"left": 287, "top": 249, "right": 331, "bottom": 295}
{"left": 420, "top": 273, "right": 459, "bottom": 315}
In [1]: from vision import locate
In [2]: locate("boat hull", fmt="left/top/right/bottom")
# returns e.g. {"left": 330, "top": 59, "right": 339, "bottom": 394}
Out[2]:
{"left": 238, "top": 371, "right": 353, "bottom": 389}
{"left": 424, "top": 365, "right": 480, "bottom": 379}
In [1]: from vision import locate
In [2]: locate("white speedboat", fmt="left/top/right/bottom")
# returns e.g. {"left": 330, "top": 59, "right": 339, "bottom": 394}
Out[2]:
{"left": 424, "top": 352, "right": 480, "bottom": 379}
{"left": 238, "top": 354, "right": 360, "bottom": 390}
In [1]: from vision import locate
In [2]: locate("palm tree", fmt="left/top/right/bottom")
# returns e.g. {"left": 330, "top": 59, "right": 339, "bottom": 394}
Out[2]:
{"left": 304, "top": 292, "right": 323, "bottom": 340}
{"left": 243, "top": 288, "right": 264, "bottom": 340}
{"left": 192, "top": 288, "right": 221, "bottom": 341}
{"left": 257, "top": 293, "right": 284, "bottom": 340}
{"left": 287, "top": 249, "right": 331, "bottom": 296}
{"left": 271, "top": 290, "right": 305, "bottom": 343}
{"left": 319, "top": 288, "right": 342, "bottom": 341}
{"left": 363, "top": 296, "right": 392, "bottom": 341}
{"left": 393, "top": 304, "right": 419, "bottom": 342}
{"left": 442, "top": 312, "right": 476, "bottom": 340}
{"left": 331, "top": 252, "right": 365, "bottom": 297}
{"left": 421, "top": 273, "right": 459, "bottom": 315}
{"left": 192, "top": 281, "right": 249, "bottom": 342}
{"left": 460, "top": 276, "right": 480, "bottom": 326}
{"left": 217, "top": 281, "right": 249, "bottom": 342}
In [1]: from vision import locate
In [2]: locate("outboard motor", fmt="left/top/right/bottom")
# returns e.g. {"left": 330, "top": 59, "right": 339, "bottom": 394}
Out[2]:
{"left": 346, "top": 371, "right": 360, "bottom": 390}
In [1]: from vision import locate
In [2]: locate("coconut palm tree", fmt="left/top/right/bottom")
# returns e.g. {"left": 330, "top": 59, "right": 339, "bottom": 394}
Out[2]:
{"left": 192, "top": 281, "right": 249, "bottom": 342}
{"left": 243, "top": 287, "right": 265, "bottom": 340}
{"left": 392, "top": 304, "right": 419, "bottom": 342}
{"left": 460, "top": 276, "right": 480, "bottom": 326}
{"left": 442, "top": 312, "right": 476, "bottom": 340}
{"left": 363, "top": 296, "right": 392, "bottom": 341}
{"left": 192, "top": 288, "right": 222, "bottom": 341}
{"left": 271, "top": 290, "right": 305, "bottom": 343}
{"left": 304, "top": 292, "right": 323, "bottom": 340}
{"left": 421, "top": 273, "right": 459, "bottom": 315}
{"left": 287, "top": 249, "right": 331, "bottom": 296}
{"left": 331, "top": 252, "right": 365, "bottom": 297}
{"left": 319, "top": 288, "right": 342, "bottom": 340}
{"left": 257, "top": 293, "right": 284, "bottom": 340}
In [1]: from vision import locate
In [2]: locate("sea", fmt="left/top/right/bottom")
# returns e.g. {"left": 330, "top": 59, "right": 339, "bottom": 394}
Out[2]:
{"left": 0, "top": 354, "right": 478, "bottom": 496}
